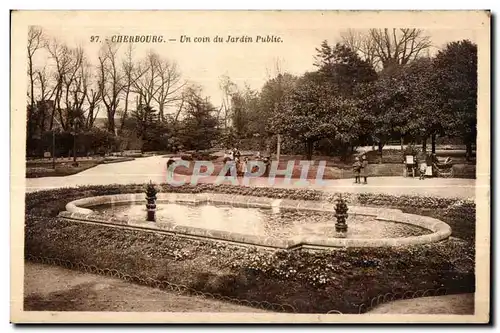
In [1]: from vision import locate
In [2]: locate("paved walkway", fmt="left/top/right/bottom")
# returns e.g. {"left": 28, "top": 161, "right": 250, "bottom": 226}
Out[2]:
{"left": 21, "top": 156, "right": 478, "bottom": 199}
{"left": 367, "top": 293, "right": 474, "bottom": 315}
{"left": 24, "top": 262, "right": 266, "bottom": 313}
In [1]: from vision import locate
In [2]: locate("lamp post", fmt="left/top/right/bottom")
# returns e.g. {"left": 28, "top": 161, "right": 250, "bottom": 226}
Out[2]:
{"left": 52, "top": 130, "right": 56, "bottom": 169}
{"left": 51, "top": 117, "right": 62, "bottom": 170}
{"left": 72, "top": 120, "right": 78, "bottom": 167}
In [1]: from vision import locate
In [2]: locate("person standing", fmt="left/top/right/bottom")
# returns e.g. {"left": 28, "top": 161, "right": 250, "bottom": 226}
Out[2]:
{"left": 234, "top": 147, "right": 241, "bottom": 160}
{"left": 419, "top": 155, "right": 427, "bottom": 180}
{"left": 425, "top": 154, "right": 434, "bottom": 177}
{"left": 263, "top": 156, "right": 271, "bottom": 177}
{"left": 166, "top": 157, "right": 175, "bottom": 181}
{"left": 243, "top": 157, "right": 249, "bottom": 175}
{"left": 360, "top": 154, "right": 369, "bottom": 184}
{"left": 353, "top": 156, "right": 361, "bottom": 184}
{"left": 233, "top": 156, "right": 240, "bottom": 177}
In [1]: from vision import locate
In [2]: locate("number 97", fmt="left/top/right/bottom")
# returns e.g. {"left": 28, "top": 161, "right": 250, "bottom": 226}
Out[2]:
{"left": 90, "top": 36, "right": 100, "bottom": 42}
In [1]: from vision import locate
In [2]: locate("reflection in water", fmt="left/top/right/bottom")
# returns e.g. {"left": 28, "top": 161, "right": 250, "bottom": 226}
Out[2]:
{"left": 92, "top": 202, "right": 431, "bottom": 239}
{"left": 98, "top": 203, "right": 268, "bottom": 236}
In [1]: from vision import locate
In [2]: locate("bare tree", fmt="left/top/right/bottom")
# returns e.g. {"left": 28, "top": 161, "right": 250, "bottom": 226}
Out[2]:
{"left": 33, "top": 66, "right": 56, "bottom": 134}
{"left": 27, "top": 26, "right": 43, "bottom": 106}
{"left": 45, "top": 38, "right": 75, "bottom": 130}
{"left": 152, "top": 58, "right": 185, "bottom": 122}
{"left": 81, "top": 60, "right": 102, "bottom": 129}
{"left": 35, "top": 66, "right": 55, "bottom": 103}
{"left": 120, "top": 44, "right": 136, "bottom": 131}
{"left": 132, "top": 51, "right": 160, "bottom": 110}
{"left": 98, "top": 41, "right": 125, "bottom": 134}
{"left": 341, "top": 28, "right": 432, "bottom": 70}
{"left": 171, "top": 83, "right": 200, "bottom": 126}
{"left": 62, "top": 47, "right": 85, "bottom": 118}
{"left": 341, "top": 29, "right": 379, "bottom": 68}
{"left": 218, "top": 74, "right": 237, "bottom": 128}
{"left": 27, "top": 26, "right": 44, "bottom": 140}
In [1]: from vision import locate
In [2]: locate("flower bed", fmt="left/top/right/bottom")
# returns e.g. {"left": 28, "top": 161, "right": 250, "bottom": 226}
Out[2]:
{"left": 173, "top": 161, "right": 407, "bottom": 179}
{"left": 24, "top": 184, "right": 475, "bottom": 313}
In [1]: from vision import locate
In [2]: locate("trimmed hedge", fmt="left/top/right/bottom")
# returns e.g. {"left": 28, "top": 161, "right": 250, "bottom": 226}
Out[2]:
{"left": 25, "top": 184, "right": 476, "bottom": 313}
{"left": 180, "top": 153, "right": 219, "bottom": 162}
{"left": 25, "top": 162, "right": 100, "bottom": 178}
{"left": 101, "top": 157, "right": 135, "bottom": 164}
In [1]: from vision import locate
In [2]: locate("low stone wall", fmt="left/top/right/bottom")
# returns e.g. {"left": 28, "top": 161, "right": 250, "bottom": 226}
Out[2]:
{"left": 61, "top": 193, "right": 452, "bottom": 249}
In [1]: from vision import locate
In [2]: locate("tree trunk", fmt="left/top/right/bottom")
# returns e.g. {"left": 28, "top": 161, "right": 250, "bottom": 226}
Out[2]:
{"left": 107, "top": 115, "right": 116, "bottom": 135}
{"left": 400, "top": 135, "right": 404, "bottom": 152}
{"left": 305, "top": 140, "right": 314, "bottom": 160}
{"left": 378, "top": 141, "right": 383, "bottom": 164}
{"left": 422, "top": 136, "right": 427, "bottom": 153}
{"left": 28, "top": 59, "right": 35, "bottom": 142}
{"left": 276, "top": 134, "right": 281, "bottom": 161}
{"left": 431, "top": 134, "right": 436, "bottom": 154}
{"left": 466, "top": 141, "right": 473, "bottom": 161}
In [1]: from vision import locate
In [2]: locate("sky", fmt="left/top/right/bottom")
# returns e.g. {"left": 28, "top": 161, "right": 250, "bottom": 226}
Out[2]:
{"left": 28, "top": 11, "right": 483, "bottom": 117}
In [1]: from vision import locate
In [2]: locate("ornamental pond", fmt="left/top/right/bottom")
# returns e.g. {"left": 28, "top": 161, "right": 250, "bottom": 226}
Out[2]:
{"left": 59, "top": 192, "right": 452, "bottom": 249}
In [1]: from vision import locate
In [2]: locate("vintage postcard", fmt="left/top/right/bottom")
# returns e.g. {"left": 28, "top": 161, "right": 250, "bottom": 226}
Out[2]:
{"left": 10, "top": 10, "right": 490, "bottom": 323}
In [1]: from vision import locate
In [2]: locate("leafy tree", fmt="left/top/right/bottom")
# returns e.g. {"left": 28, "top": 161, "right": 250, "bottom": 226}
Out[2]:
{"left": 314, "top": 41, "right": 377, "bottom": 96}
{"left": 358, "top": 69, "right": 413, "bottom": 160}
{"left": 400, "top": 57, "right": 445, "bottom": 153}
{"left": 179, "top": 91, "right": 219, "bottom": 151}
{"left": 230, "top": 85, "right": 261, "bottom": 140}
{"left": 260, "top": 73, "right": 297, "bottom": 137}
{"left": 271, "top": 72, "right": 360, "bottom": 159}
{"left": 132, "top": 105, "right": 158, "bottom": 139}
{"left": 433, "top": 40, "right": 477, "bottom": 159}
{"left": 313, "top": 40, "right": 334, "bottom": 67}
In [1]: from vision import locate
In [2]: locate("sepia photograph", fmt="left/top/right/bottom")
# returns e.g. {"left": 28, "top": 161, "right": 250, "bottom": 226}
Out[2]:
{"left": 10, "top": 10, "right": 490, "bottom": 323}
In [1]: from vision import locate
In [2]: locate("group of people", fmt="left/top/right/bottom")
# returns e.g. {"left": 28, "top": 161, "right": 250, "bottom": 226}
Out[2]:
{"left": 417, "top": 153, "right": 436, "bottom": 180}
{"left": 224, "top": 148, "right": 271, "bottom": 177}
{"left": 416, "top": 153, "right": 453, "bottom": 180}
{"left": 353, "top": 154, "right": 369, "bottom": 184}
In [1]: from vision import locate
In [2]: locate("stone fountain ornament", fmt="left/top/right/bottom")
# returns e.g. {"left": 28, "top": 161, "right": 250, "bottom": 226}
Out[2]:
{"left": 145, "top": 180, "right": 158, "bottom": 222}
{"left": 334, "top": 194, "right": 348, "bottom": 237}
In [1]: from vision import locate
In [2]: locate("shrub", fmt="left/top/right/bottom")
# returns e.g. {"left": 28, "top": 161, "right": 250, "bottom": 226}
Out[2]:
{"left": 180, "top": 154, "right": 193, "bottom": 161}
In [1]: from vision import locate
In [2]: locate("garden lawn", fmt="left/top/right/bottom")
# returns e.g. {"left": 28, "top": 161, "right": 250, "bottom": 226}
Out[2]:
{"left": 26, "top": 160, "right": 100, "bottom": 178}
{"left": 175, "top": 160, "right": 474, "bottom": 179}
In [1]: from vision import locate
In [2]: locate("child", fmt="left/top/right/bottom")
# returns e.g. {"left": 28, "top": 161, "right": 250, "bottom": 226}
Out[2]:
{"left": 353, "top": 156, "right": 361, "bottom": 184}
{"left": 360, "top": 154, "right": 369, "bottom": 184}
{"left": 243, "top": 157, "right": 249, "bottom": 175}
{"left": 419, "top": 160, "right": 427, "bottom": 180}
{"left": 166, "top": 157, "right": 175, "bottom": 180}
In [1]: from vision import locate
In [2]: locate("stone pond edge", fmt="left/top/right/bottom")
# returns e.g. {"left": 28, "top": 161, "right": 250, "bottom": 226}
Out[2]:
{"left": 59, "top": 193, "right": 452, "bottom": 249}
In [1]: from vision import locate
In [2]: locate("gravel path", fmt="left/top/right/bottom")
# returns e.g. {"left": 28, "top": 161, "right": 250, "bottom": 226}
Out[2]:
{"left": 367, "top": 293, "right": 474, "bottom": 315}
{"left": 22, "top": 156, "right": 477, "bottom": 199}
{"left": 24, "top": 262, "right": 267, "bottom": 313}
